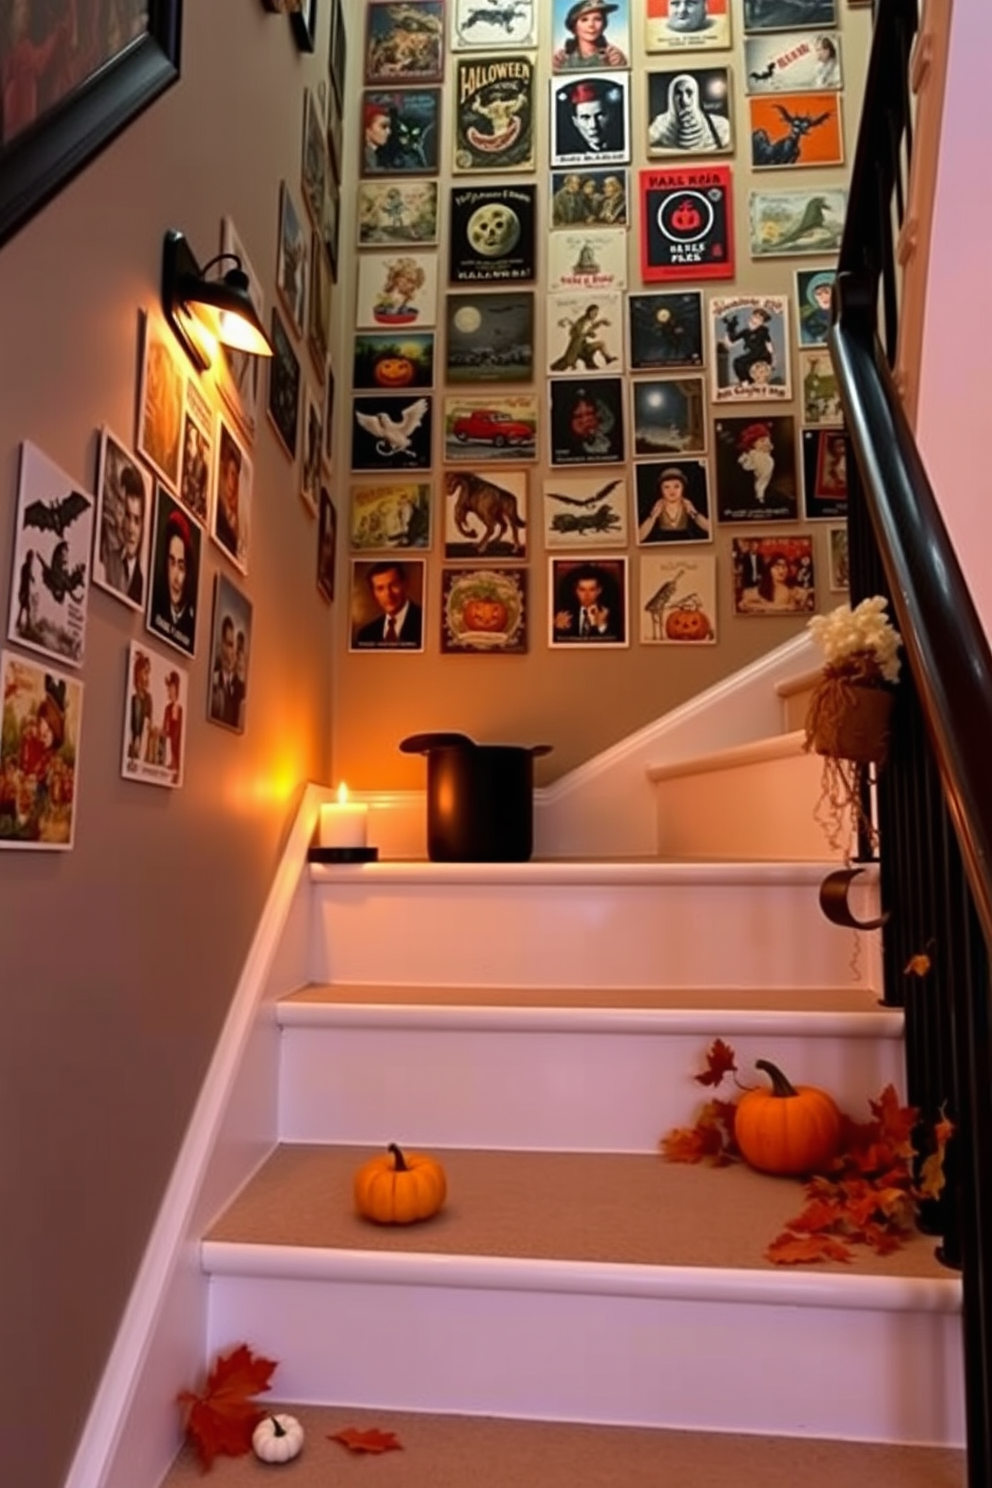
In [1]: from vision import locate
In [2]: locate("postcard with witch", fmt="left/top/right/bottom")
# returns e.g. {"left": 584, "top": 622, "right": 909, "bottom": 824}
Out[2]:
{"left": 628, "top": 291, "right": 703, "bottom": 370}
{"left": 713, "top": 414, "right": 799, "bottom": 522}
{"left": 8, "top": 441, "right": 94, "bottom": 669}
{"left": 453, "top": 55, "right": 536, "bottom": 172}
{"left": 445, "top": 291, "right": 534, "bottom": 382}
{"left": 708, "top": 293, "right": 791, "bottom": 403}
{"left": 451, "top": 0, "right": 536, "bottom": 51}
{"left": 448, "top": 184, "right": 536, "bottom": 283}
{"left": 639, "top": 166, "right": 734, "bottom": 282}
{"left": 0, "top": 650, "right": 83, "bottom": 850}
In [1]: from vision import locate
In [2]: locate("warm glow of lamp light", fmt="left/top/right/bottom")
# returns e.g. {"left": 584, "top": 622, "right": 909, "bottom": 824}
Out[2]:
{"left": 319, "top": 784, "right": 369, "bottom": 848}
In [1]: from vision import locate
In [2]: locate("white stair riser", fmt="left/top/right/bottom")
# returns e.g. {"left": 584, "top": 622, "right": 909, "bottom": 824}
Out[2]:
{"left": 278, "top": 1024, "right": 904, "bottom": 1150}
{"left": 205, "top": 1272, "right": 964, "bottom": 1446}
{"left": 310, "top": 881, "right": 876, "bottom": 990}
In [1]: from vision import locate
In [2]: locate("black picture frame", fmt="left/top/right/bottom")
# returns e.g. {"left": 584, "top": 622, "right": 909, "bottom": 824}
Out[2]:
{"left": 0, "top": 2, "right": 183, "bottom": 251}
{"left": 291, "top": 0, "right": 318, "bottom": 52}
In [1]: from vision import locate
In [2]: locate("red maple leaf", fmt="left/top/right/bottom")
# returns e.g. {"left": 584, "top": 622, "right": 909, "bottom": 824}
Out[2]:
{"left": 660, "top": 1098, "right": 738, "bottom": 1166}
{"left": 766, "top": 1231, "right": 853, "bottom": 1265}
{"left": 694, "top": 1038, "right": 738, "bottom": 1088}
{"left": 329, "top": 1426, "right": 404, "bottom": 1454}
{"left": 177, "top": 1343, "right": 277, "bottom": 1470}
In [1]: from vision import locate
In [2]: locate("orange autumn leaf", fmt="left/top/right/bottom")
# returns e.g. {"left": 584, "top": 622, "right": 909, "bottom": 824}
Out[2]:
{"left": 694, "top": 1037, "right": 738, "bottom": 1088}
{"left": 329, "top": 1426, "right": 404, "bottom": 1455}
{"left": 904, "top": 952, "right": 932, "bottom": 977}
{"left": 661, "top": 1099, "right": 737, "bottom": 1166}
{"left": 782, "top": 1196, "right": 843, "bottom": 1234}
{"left": 918, "top": 1112, "right": 954, "bottom": 1201}
{"left": 177, "top": 1343, "right": 277, "bottom": 1471}
{"left": 870, "top": 1084, "right": 918, "bottom": 1158}
{"left": 766, "top": 1231, "right": 853, "bottom": 1265}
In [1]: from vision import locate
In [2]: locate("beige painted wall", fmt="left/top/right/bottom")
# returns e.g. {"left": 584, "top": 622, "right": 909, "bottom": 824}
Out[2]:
{"left": 0, "top": 7, "right": 336, "bottom": 1487}
{"left": 330, "top": 5, "right": 872, "bottom": 791}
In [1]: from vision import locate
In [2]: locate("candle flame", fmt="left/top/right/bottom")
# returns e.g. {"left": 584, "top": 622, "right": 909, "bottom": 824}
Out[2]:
{"left": 336, "top": 782, "right": 350, "bottom": 804}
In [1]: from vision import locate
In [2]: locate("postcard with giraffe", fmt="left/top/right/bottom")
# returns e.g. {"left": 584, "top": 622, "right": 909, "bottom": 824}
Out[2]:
{"left": 639, "top": 552, "right": 716, "bottom": 644}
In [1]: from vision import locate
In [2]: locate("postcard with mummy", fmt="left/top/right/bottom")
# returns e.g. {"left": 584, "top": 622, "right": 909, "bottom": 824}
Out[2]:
{"left": 708, "top": 293, "right": 791, "bottom": 403}
{"left": 646, "top": 68, "right": 733, "bottom": 157}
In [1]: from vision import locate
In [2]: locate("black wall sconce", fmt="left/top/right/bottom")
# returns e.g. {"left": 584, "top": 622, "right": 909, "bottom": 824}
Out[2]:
{"left": 162, "top": 229, "right": 274, "bottom": 372}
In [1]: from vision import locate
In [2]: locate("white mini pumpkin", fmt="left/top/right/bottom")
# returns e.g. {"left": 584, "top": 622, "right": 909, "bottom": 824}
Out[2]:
{"left": 252, "top": 1413, "right": 305, "bottom": 1463}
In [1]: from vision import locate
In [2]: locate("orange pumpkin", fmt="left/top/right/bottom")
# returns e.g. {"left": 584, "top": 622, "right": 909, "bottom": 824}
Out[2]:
{"left": 665, "top": 606, "right": 713, "bottom": 642}
{"left": 734, "top": 1060, "right": 842, "bottom": 1176}
{"left": 463, "top": 596, "right": 508, "bottom": 632}
{"left": 374, "top": 356, "right": 415, "bottom": 387}
{"left": 353, "top": 1143, "right": 447, "bottom": 1224}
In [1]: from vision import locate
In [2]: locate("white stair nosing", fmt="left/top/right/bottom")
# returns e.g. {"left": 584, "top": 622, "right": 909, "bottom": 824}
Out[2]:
{"left": 309, "top": 859, "right": 863, "bottom": 888}
{"left": 277, "top": 1002, "right": 904, "bottom": 1039}
{"left": 201, "top": 1240, "right": 961, "bottom": 1314}
{"left": 647, "top": 730, "right": 809, "bottom": 783}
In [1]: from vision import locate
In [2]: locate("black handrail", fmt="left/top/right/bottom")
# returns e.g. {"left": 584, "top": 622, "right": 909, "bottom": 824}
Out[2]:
{"left": 830, "top": 3, "right": 992, "bottom": 1481}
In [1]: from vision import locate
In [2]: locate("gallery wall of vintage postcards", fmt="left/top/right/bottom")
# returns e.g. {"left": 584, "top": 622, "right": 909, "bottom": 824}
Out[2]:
{"left": 331, "top": 0, "right": 872, "bottom": 787}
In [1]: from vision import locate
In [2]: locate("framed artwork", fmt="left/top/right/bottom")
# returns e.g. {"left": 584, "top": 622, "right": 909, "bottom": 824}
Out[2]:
{"left": 633, "top": 459, "right": 712, "bottom": 544}
{"left": 361, "top": 88, "right": 441, "bottom": 175}
{"left": 357, "top": 180, "right": 439, "bottom": 247}
{"left": 93, "top": 427, "right": 152, "bottom": 613}
{"left": 547, "top": 292, "right": 624, "bottom": 375}
{"left": 317, "top": 486, "right": 338, "bottom": 602}
{"left": 550, "top": 168, "right": 629, "bottom": 228}
{"left": 137, "top": 312, "right": 186, "bottom": 491}
{"left": 749, "top": 187, "right": 847, "bottom": 257}
{"left": 351, "top": 394, "right": 434, "bottom": 471}
{"left": 796, "top": 268, "right": 836, "bottom": 346}
{"left": 146, "top": 485, "right": 202, "bottom": 659}
{"left": 749, "top": 92, "right": 844, "bottom": 169}
{"left": 548, "top": 229, "right": 628, "bottom": 292}
{"left": 355, "top": 251, "right": 438, "bottom": 329}
{"left": 349, "top": 481, "right": 432, "bottom": 550}
{"left": 290, "top": 0, "right": 318, "bottom": 52}
{"left": 639, "top": 166, "right": 734, "bottom": 281}
{"left": 631, "top": 375, "right": 705, "bottom": 456}
{"left": 549, "top": 556, "right": 629, "bottom": 647}
{"left": 802, "top": 427, "right": 849, "bottom": 518}
{"left": 276, "top": 181, "right": 309, "bottom": 337}
{"left": 550, "top": 74, "right": 631, "bottom": 167}
{"left": 451, "top": 0, "right": 536, "bottom": 48}
{"left": 354, "top": 330, "right": 435, "bottom": 390}
{"left": 121, "top": 641, "right": 187, "bottom": 789}
{"left": 713, "top": 414, "right": 799, "bottom": 522}
{"left": 445, "top": 293, "right": 533, "bottom": 383}
{"left": 441, "top": 567, "right": 528, "bottom": 654}
{"left": 799, "top": 348, "right": 844, "bottom": 426}
{"left": 327, "top": 90, "right": 343, "bottom": 183}
{"left": 323, "top": 362, "right": 336, "bottom": 464}
{"left": 301, "top": 384, "right": 323, "bottom": 514}
{"left": 8, "top": 441, "right": 94, "bottom": 668}
{"left": 443, "top": 469, "right": 528, "bottom": 559}
{"left": 732, "top": 534, "right": 816, "bottom": 616}
{"left": 349, "top": 558, "right": 426, "bottom": 651}
{"left": 0, "top": 2, "right": 181, "bottom": 250}
{"left": 743, "top": 0, "right": 837, "bottom": 31}
{"left": 548, "top": 377, "right": 626, "bottom": 465}
{"left": 550, "top": 0, "right": 630, "bottom": 70}
{"left": 542, "top": 473, "right": 628, "bottom": 549}
{"left": 708, "top": 293, "right": 791, "bottom": 403}
{"left": 308, "top": 238, "right": 332, "bottom": 373}
{"left": 448, "top": 184, "right": 537, "bottom": 284}
{"left": 365, "top": 0, "right": 444, "bottom": 83}
{"left": 324, "top": 173, "right": 340, "bottom": 279}
{"left": 0, "top": 650, "right": 83, "bottom": 850}
{"left": 628, "top": 291, "right": 704, "bottom": 370}
{"left": 216, "top": 217, "right": 264, "bottom": 446}
{"left": 639, "top": 552, "right": 717, "bottom": 644}
{"left": 644, "top": 0, "right": 731, "bottom": 53}
{"left": 268, "top": 308, "right": 302, "bottom": 459}
{"left": 328, "top": 0, "right": 347, "bottom": 106}
{"left": 828, "top": 523, "right": 849, "bottom": 591}
{"left": 647, "top": 67, "right": 733, "bottom": 156}
{"left": 212, "top": 420, "right": 252, "bottom": 575}
{"left": 453, "top": 55, "right": 536, "bottom": 172}
{"left": 442, "top": 393, "right": 538, "bottom": 463}
{"left": 744, "top": 32, "right": 843, "bottom": 93}
{"left": 207, "top": 573, "right": 253, "bottom": 734}
{"left": 302, "top": 88, "right": 329, "bottom": 232}
{"left": 180, "top": 379, "right": 214, "bottom": 528}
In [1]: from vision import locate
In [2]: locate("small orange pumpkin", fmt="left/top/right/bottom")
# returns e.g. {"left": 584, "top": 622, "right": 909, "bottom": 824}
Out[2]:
{"left": 354, "top": 1143, "right": 447, "bottom": 1224}
{"left": 734, "top": 1060, "right": 843, "bottom": 1177}
{"left": 463, "top": 596, "right": 508, "bottom": 632}
{"left": 374, "top": 356, "right": 415, "bottom": 387}
{"left": 665, "top": 606, "right": 713, "bottom": 642}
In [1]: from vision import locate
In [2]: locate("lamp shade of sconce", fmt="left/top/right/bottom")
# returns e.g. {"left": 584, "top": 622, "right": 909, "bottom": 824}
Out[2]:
{"left": 162, "top": 229, "right": 273, "bottom": 371}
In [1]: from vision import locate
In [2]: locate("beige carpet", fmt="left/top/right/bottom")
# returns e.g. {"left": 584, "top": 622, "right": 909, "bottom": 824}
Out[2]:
{"left": 162, "top": 1404, "right": 965, "bottom": 1487}
{"left": 206, "top": 1144, "right": 952, "bottom": 1279}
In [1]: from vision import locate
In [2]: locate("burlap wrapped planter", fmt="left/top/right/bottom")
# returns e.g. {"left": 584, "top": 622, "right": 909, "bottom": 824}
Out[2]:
{"left": 805, "top": 677, "right": 895, "bottom": 767}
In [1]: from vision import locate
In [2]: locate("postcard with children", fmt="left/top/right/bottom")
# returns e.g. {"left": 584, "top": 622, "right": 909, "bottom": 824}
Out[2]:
{"left": 639, "top": 552, "right": 716, "bottom": 644}
{"left": 708, "top": 293, "right": 791, "bottom": 402}
{"left": 121, "top": 641, "right": 188, "bottom": 789}
{"left": 550, "top": 169, "right": 629, "bottom": 228}
{"left": 0, "top": 651, "right": 83, "bottom": 850}
{"left": 355, "top": 251, "right": 438, "bottom": 329}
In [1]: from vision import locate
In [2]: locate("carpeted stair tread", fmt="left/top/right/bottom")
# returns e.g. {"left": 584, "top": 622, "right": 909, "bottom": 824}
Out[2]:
{"left": 161, "top": 1404, "right": 965, "bottom": 1487}
{"left": 205, "top": 1144, "right": 950, "bottom": 1280}
{"left": 283, "top": 982, "right": 888, "bottom": 1014}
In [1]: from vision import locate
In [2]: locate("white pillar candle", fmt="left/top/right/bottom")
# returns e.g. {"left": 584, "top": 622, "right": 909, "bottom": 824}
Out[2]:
{"left": 319, "top": 784, "right": 368, "bottom": 849}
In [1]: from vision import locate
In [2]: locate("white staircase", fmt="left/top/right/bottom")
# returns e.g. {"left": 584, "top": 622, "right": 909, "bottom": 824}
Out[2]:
{"left": 194, "top": 859, "right": 962, "bottom": 1451}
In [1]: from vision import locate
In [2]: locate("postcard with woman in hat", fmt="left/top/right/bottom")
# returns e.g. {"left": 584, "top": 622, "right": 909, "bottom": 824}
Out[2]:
{"left": 552, "top": 0, "right": 630, "bottom": 71}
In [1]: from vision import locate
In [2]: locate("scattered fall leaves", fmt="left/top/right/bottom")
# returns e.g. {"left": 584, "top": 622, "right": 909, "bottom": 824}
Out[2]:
{"left": 177, "top": 1343, "right": 277, "bottom": 1470}
{"left": 329, "top": 1426, "right": 404, "bottom": 1454}
{"left": 661, "top": 1039, "right": 955, "bottom": 1266}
